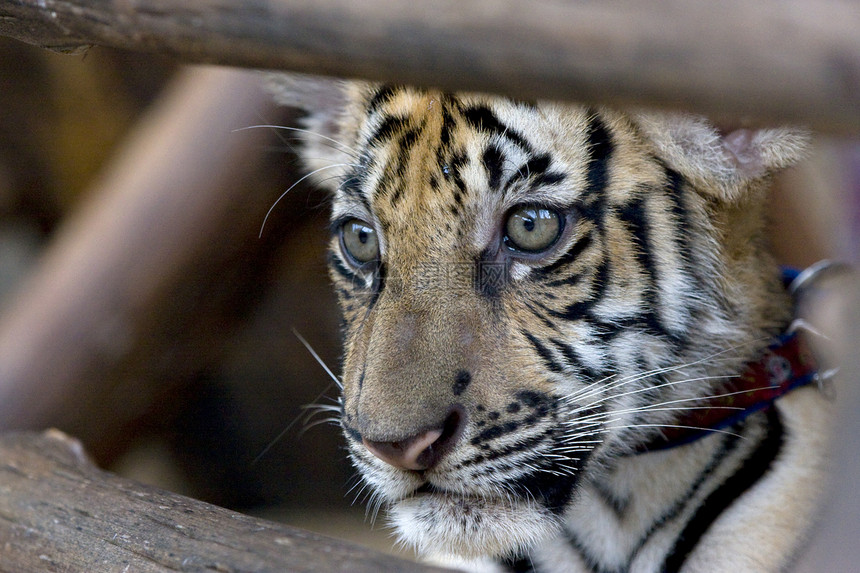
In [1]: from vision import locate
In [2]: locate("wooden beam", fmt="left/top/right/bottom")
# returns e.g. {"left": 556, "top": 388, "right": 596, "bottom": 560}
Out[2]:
{"left": 0, "top": 0, "right": 857, "bottom": 133}
{"left": 0, "top": 430, "right": 451, "bottom": 572}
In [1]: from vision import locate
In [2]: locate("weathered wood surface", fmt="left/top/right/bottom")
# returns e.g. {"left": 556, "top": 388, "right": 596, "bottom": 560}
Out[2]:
{"left": 0, "top": 0, "right": 858, "bottom": 133}
{"left": 0, "top": 430, "right": 451, "bottom": 572}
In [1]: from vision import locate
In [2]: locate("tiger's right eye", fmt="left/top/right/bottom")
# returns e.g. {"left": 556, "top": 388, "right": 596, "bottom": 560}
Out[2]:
{"left": 504, "top": 205, "right": 563, "bottom": 254}
{"left": 340, "top": 219, "right": 379, "bottom": 264}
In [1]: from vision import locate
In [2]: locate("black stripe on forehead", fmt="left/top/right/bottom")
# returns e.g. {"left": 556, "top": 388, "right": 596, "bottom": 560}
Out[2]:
{"left": 367, "top": 115, "right": 410, "bottom": 146}
{"left": 434, "top": 102, "right": 457, "bottom": 176}
{"left": 482, "top": 144, "right": 506, "bottom": 191}
{"left": 584, "top": 112, "right": 614, "bottom": 195}
{"left": 338, "top": 169, "right": 372, "bottom": 212}
{"left": 367, "top": 85, "right": 397, "bottom": 112}
{"left": 460, "top": 104, "right": 534, "bottom": 154}
{"left": 503, "top": 153, "right": 567, "bottom": 191}
{"left": 573, "top": 112, "right": 614, "bottom": 226}
{"left": 439, "top": 100, "right": 455, "bottom": 148}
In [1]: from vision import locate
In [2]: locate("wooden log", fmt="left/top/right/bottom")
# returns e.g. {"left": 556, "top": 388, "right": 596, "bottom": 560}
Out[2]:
{"left": 0, "top": 0, "right": 857, "bottom": 133}
{"left": 0, "top": 429, "right": 451, "bottom": 572}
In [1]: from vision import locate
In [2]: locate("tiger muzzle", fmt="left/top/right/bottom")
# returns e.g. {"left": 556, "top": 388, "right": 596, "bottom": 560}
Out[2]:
{"left": 361, "top": 405, "right": 466, "bottom": 471}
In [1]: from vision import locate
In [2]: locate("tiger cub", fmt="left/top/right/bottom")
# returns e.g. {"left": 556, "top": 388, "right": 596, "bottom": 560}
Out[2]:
{"left": 268, "top": 75, "right": 831, "bottom": 572}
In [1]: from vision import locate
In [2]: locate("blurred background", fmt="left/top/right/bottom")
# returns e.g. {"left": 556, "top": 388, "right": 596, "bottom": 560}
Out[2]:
{"left": 0, "top": 40, "right": 397, "bottom": 551}
{"left": 0, "top": 38, "right": 856, "bottom": 560}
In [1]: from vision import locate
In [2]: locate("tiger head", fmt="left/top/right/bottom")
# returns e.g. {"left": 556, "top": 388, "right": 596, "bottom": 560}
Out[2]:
{"left": 269, "top": 76, "right": 808, "bottom": 561}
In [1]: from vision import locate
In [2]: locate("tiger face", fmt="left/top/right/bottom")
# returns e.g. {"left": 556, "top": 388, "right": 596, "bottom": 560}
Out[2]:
{"left": 276, "top": 79, "right": 809, "bottom": 563}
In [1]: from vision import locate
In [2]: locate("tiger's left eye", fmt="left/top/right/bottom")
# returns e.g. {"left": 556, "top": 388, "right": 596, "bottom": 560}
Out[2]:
{"left": 341, "top": 219, "right": 379, "bottom": 264}
{"left": 504, "top": 205, "right": 563, "bottom": 253}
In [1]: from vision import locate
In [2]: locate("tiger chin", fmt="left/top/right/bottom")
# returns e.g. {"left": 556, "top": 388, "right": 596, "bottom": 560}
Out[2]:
{"left": 267, "top": 73, "right": 833, "bottom": 572}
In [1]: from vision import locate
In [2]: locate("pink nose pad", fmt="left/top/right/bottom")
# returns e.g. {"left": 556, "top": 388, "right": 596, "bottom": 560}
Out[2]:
{"left": 361, "top": 406, "right": 466, "bottom": 471}
{"left": 363, "top": 428, "right": 444, "bottom": 471}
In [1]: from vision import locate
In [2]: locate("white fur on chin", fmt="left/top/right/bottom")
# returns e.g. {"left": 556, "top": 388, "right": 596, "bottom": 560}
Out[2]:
{"left": 389, "top": 491, "right": 561, "bottom": 561}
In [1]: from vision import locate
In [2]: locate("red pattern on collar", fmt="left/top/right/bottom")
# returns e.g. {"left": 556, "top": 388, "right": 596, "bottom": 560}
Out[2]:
{"left": 642, "top": 332, "right": 819, "bottom": 451}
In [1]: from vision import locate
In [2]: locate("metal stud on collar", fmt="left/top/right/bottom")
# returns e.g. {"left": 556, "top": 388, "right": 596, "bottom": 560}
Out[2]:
{"left": 786, "top": 260, "right": 853, "bottom": 400}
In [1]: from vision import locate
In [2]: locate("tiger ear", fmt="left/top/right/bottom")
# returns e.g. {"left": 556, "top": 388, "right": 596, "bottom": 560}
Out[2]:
{"left": 633, "top": 112, "right": 810, "bottom": 201}
{"left": 264, "top": 72, "right": 356, "bottom": 191}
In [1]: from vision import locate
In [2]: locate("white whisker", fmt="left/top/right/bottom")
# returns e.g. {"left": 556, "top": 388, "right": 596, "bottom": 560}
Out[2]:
{"left": 259, "top": 163, "right": 358, "bottom": 237}
{"left": 567, "top": 374, "right": 738, "bottom": 417}
{"left": 568, "top": 382, "right": 779, "bottom": 427}
{"left": 251, "top": 330, "right": 344, "bottom": 465}
{"left": 301, "top": 403, "right": 343, "bottom": 414}
{"left": 234, "top": 124, "right": 359, "bottom": 158}
{"left": 603, "top": 422, "right": 744, "bottom": 441}
{"left": 292, "top": 328, "right": 343, "bottom": 390}
{"left": 299, "top": 417, "right": 343, "bottom": 434}
{"left": 565, "top": 339, "right": 764, "bottom": 407}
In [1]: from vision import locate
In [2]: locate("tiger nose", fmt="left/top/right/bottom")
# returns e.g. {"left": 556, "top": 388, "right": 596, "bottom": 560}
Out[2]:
{"left": 361, "top": 407, "right": 465, "bottom": 471}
